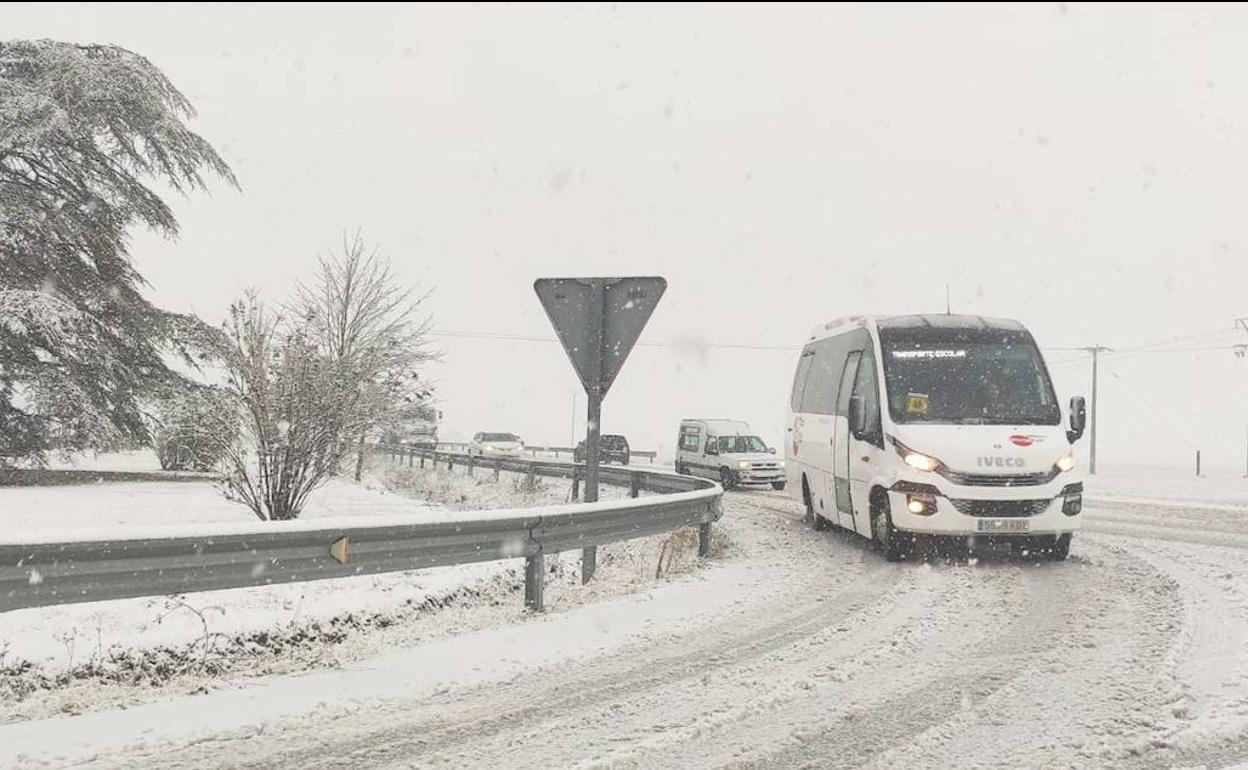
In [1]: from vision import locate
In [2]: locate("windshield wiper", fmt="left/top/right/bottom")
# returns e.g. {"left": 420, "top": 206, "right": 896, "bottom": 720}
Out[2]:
{"left": 960, "top": 416, "right": 1052, "bottom": 425}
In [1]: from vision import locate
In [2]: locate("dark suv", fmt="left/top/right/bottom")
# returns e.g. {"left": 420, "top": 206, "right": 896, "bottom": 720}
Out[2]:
{"left": 574, "top": 434, "right": 631, "bottom": 465}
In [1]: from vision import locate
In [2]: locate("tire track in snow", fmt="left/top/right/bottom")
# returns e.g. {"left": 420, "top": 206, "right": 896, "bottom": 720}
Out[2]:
{"left": 721, "top": 550, "right": 1113, "bottom": 769}
{"left": 839, "top": 537, "right": 1188, "bottom": 770}
{"left": 1078, "top": 533, "right": 1248, "bottom": 770}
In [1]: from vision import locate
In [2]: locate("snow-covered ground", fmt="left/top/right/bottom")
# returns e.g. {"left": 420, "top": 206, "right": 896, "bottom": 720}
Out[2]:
{"left": 8, "top": 461, "right": 1248, "bottom": 768}
{"left": 1087, "top": 464, "right": 1248, "bottom": 510}
{"left": 0, "top": 476, "right": 441, "bottom": 532}
{"left": 0, "top": 455, "right": 678, "bottom": 727}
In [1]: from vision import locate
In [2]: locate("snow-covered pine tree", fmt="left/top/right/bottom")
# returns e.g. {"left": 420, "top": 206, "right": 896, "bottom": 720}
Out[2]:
{"left": 0, "top": 40, "right": 237, "bottom": 464}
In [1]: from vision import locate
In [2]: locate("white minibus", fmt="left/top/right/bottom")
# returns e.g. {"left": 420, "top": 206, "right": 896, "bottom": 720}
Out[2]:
{"left": 785, "top": 314, "right": 1086, "bottom": 560}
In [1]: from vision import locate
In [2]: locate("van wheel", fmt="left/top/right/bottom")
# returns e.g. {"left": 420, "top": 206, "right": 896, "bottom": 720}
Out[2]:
{"left": 719, "top": 467, "right": 738, "bottom": 491}
{"left": 803, "top": 478, "right": 828, "bottom": 531}
{"left": 1048, "top": 533, "right": 1072, "bottom": 561}
{"left": 871, "top": 494, "right": 908, "bottom": 562}
{"left": 675, "top": 462, "right": 687, "bottom": 475}
{"left": 771, "top": 481, "right": 786, "bottom": 491}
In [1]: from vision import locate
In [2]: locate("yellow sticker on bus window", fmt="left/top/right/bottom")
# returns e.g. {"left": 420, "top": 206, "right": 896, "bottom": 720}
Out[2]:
{"left": 905, "top": 393, "right": 930, "bottom": 415}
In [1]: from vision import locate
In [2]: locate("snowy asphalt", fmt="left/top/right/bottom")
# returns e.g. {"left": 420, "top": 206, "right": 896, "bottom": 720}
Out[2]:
{"left": 10, "top": 491, "right": 1248, "bottom": 769}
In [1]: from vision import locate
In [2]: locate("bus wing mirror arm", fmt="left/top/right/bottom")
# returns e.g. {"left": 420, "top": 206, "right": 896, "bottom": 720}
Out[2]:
{"left": 1067, "top": 396, "right": 1087, "bottom": 443}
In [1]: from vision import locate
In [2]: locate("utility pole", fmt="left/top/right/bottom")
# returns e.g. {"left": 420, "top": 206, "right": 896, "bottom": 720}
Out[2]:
{"left": 1081, "top": 346, "right": 1112, "bottom": 475}
{"left": 1237, "top": 318, "right": 1248, "bottom": 477}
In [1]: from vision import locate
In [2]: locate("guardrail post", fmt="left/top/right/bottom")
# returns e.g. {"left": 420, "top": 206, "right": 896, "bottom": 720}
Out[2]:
{"left": 408, "top": 448, "right": 414, "bottom": 468}
{"left": 526, "top": 464, "right": 536, "bottom": 491}
{"left": 582, "top": 545, "right": 596, "bottom": 583}
{"left": 420, "top": 452, "right": 426, "bottom": 469}
{"left": 525, "top": 554, "right": 544, "bottom": 610}
{"left": 629, "top": 472, "right": 640, "bottom": 499}
{"left": 467, "top": 454, "right": 475, "bottom": 477}
{"left": 494, "top": 458, "right": 501, "bottom": 481}
{"left": 571, "top": 466, "right": 580, "bottom": 501}
{"left": 699, "top": 523, "right": 712, "bottom": 557}
{"left": 448, "top": 454, "right": 455, "bottom": 473}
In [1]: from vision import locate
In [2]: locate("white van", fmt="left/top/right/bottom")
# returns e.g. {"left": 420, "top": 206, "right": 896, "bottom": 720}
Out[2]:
{"left": 676, "top": 419, "right": 785, "bottom": 490}
{"left": 786, "top": 315, "right": 1086, "bottom": 561}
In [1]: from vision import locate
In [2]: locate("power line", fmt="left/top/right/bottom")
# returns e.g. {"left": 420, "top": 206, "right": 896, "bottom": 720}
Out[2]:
{"left": 430, "top": 329, "right": 801, "bottom": 351}
{"left": 1116, "top": 327, "right": 1241, "bottom": 353}
{"left": 1114, "top": 344, "right": 1242, "bottom": 355}
{"left": 433, "top": 328, "right": 1244, "bottom": 356}
{"left": 1046, "top": 326, "right": 1240, "bottom": 356}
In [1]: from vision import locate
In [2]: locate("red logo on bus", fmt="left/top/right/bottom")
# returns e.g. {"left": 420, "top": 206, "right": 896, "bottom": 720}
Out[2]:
{"left": 1009, "top": 435, "right": 1033, "bottom": 447}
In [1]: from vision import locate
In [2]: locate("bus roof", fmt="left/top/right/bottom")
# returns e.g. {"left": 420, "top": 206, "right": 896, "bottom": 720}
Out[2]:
{"left": 809, "top": 314, "right": 1027, "bottom": 341}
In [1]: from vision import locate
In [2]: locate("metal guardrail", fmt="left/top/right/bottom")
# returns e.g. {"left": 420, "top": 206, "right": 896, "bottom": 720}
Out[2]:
{"left": 405, "top": 442, "right": 658, "bottom": 463}
{"left": 519, "top": 445, "right": 660, "bottom": 463}
{"left": 0, "top": 446, "right": 721, "bottom": 614}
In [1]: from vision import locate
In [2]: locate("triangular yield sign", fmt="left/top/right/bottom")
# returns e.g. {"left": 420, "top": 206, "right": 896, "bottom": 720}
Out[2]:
{"left": 534, "top": 277, "right": 667, "bottom": 397}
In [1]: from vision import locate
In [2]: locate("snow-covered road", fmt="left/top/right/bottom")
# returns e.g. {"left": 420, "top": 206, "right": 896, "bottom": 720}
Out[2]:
{"left": 8, "top": 490, "right": 1248, "bottom": 769}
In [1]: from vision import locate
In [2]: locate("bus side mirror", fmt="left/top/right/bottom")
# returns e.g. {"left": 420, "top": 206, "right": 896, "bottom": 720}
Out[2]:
{"left": 849, "top": 396, "right": 867, "bottom": 439}
{"left": 768, "top": 447, "right": 776, "bottom": 454}
{"left": 1068, "top": 396, "right": 1087, "bottom": 443}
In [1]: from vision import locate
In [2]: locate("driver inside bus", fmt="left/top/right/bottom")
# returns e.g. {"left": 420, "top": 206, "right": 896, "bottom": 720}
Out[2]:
{"left": 980, "top": 372, "right": 1019, "bottom": 419}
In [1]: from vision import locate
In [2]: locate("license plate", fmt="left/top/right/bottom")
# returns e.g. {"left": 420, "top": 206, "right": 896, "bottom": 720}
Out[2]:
{"left": 976, "top": 519, "right": 1029, "bottom": 533}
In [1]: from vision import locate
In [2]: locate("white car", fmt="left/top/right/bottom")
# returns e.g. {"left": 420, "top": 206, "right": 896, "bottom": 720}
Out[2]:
{"left": 468, "top": 432, "right": 525, "bottom": 458}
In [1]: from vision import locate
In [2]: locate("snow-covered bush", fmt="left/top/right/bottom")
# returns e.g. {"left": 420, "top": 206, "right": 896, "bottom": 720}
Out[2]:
{"left": 150, "top": 387, "right": 239, "bottom": 472}
{"left": 215, "top": 296, "right": 365, "bottom": 520}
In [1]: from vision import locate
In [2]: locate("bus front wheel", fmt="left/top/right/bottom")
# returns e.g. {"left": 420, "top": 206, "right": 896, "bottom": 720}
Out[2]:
{"left": 871, "top": 493, "right": 909, "bottom": 562}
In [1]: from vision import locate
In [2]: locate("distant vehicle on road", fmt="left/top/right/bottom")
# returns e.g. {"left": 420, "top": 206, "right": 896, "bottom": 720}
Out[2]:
{"left": 468, "top": 432, "right": 525, "bottom": 458}
{"left": 675, "top": 419, "right": 785, "bottom": 491}
{"left": 573, "top": 434, "right": 631, "bottom": 465}
{"left": 786, "top": 314, "right": 1086, "bottom": 561}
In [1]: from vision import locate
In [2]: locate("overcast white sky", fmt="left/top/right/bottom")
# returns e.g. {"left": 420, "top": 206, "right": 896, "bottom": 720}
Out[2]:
{"left": 7, "top": 2, "right": 1248, "bottom": 470}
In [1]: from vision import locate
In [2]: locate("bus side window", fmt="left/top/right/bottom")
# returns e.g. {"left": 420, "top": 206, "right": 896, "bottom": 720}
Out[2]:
{"left": 791, "top": 347, "right": 815, "bottom": 412}
{"left": 836, "top": 352, "right": 860, "bottom": 417}
{"left": 851, "top": 350, "right": 883, "bottom": 445}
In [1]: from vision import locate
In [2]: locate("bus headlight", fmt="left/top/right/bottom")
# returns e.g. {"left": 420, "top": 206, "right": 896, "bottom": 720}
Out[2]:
{"left": 1055, "top": 454, "right": 1076, "bottom": 472}
{"left": 904, "top": 452, "right": 940, "bottom": 472}
{"left": 890, "top": 437, "right": 944, "bottom": 473}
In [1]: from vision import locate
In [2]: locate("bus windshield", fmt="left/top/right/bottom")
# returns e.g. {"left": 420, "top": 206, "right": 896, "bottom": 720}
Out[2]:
{"left": 879, "top": 329, "right": 1060, "bottom": 425}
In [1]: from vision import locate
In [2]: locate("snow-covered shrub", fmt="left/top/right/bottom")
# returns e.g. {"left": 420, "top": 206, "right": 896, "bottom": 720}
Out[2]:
{"left": 215, "top": 295, "right": 365, "bottom": 520}
{"left": 150, "top": 387, "right": 239, "bottom": 472}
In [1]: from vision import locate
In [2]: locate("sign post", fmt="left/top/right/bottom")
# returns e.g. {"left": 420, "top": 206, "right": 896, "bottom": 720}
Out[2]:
{"left": 535, "top": 276, "right": 667, "bottom": 586}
